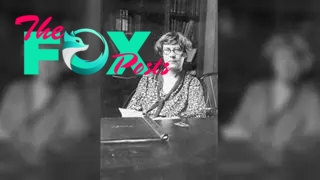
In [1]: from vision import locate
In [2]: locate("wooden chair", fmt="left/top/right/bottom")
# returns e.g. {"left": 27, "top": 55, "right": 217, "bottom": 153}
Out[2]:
{"left": 200, "top": 72, "right": 218, "bottom": 117}
{"left": 122, "top": 87, "right": 137, "bottom": 108}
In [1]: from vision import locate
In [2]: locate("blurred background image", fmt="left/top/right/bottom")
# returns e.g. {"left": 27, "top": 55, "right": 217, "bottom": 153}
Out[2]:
{"left": 219, "top": 0, "right": 320, "bottom": 125}
{"left": 0, "top": 0, "right": 102, "bottom": 179}
{"left": 219, "top": 0, "right": 320, "bottom": 179}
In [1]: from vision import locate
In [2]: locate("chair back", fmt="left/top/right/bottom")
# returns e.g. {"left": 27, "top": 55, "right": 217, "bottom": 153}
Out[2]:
{"left": 200, "top": 73, "right": 218, "bottom": 117}
{"left": 123, "top": 88, "right": 137, "bottom": 108}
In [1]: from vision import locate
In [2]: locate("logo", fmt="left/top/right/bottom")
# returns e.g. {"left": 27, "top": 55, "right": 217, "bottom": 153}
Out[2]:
{"left": 16, "top": 15, "right": 171, "bottom": 75}
{"left": 62, "top": 29, "right": 109, "bottom": 75}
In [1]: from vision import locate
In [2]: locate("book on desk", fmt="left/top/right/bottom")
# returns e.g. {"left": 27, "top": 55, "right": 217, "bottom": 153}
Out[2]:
{"left": 101, "top": 116, "right": 170, "bottom": 144}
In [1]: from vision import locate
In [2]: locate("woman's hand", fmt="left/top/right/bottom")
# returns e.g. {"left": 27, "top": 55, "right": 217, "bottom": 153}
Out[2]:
{"left": 222, "top": 125, "right": 251, "bottom": 141}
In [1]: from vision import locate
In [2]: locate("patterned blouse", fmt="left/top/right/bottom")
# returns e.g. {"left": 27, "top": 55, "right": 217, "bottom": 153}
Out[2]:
{"left": 127, "top": 71, "right": 206, "bottom": 118}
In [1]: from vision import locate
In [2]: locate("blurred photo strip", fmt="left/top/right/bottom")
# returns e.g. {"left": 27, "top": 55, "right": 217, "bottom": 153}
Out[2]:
{"left": 219, "top": 0, "right": 320, "bottom": 179}
{"left": 100, "top": 0, "right": 217, "bottom": 179}
{"left": 0, "top": 0, "right": 105, "bottom": 179}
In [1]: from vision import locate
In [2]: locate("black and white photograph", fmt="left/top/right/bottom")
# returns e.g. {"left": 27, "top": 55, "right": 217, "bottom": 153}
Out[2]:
{"left": 100, "top": 0, "right": 217, "bottom": 179}
{"left": 0, "top": 0, "right": 101, "bottom": 179}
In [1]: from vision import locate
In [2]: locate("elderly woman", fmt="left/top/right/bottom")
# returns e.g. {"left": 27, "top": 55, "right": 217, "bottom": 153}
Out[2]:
{"left": 127, "top": 32, "right": 206, "bottom": 118}
{"left": 222, "top": 32, "right": 320, "bottom": 166}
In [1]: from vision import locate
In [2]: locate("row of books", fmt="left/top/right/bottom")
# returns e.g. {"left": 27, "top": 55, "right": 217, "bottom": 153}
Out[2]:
{"left": 169, "top": 19, "right": 196, "bottom": 39}
{"left": 169, "top": 0, "right": 200, "bottom": 16}
{"left": 115, "top": 9, "right": 142, "bottom": 32}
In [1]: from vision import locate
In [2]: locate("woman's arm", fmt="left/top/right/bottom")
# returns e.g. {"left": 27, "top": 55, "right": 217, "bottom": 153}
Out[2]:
{"left": 222, "top": 83, "right": 262, "bottom": 140}
{"left": 127, "top": 75, "right": 148, "bottom": 111}
{"left": 180, "top": 77, "right": 206, "bottom": 118}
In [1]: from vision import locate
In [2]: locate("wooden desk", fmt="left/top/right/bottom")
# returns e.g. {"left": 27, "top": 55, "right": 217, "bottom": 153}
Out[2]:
{"left": 101, "top": 117, "right": 218, "bottom": 180}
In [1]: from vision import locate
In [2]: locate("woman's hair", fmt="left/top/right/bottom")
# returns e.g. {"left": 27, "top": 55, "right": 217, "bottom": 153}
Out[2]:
{"left": 154, "top": 32, "right": 192, "bottom": 56}
{"left": 262, "top": 32, "right": 314, "bottom": 72}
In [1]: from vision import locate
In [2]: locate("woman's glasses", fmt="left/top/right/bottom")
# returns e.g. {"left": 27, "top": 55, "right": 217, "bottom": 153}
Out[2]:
{"left": 163, "top": 48, "right": 183, "bottom": 55}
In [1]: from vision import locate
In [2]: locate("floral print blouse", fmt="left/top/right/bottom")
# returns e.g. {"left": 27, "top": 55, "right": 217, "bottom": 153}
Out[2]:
{"left": 127, "top": 71, "right": 206, "bottom": 118}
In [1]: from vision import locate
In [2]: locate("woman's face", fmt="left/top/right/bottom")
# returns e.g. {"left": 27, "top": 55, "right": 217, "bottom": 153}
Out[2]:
{"left": 272, "top": 46, "right": 302, "bottom": 83}
{"left": 162, "top": 44, "right": 185, "bottom": 70}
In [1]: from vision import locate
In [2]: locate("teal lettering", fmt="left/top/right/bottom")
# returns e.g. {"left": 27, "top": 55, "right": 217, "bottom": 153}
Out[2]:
{"left": 106, "top": 31, "right": 150, "bottom": 75}
{"left": 24, "top": 31, "right": 60, "bottom": 74}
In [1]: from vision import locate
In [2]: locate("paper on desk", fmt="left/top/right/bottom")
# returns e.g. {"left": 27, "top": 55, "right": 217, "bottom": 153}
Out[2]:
{"left": 152, "top": 116, "right": 180, "bottom": 120}
{"left": 119, "top": 108, "right": 144, "bottom": 117}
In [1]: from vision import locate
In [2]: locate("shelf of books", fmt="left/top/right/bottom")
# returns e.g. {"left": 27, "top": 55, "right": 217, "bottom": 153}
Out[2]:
{"left": 113, "top": 9, "right": 143, "bottom": 35}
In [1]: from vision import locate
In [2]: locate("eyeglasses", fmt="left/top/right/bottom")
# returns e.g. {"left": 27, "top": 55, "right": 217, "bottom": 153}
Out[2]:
{"left": 163, "top": 48, "right": 183, "bottom": 55}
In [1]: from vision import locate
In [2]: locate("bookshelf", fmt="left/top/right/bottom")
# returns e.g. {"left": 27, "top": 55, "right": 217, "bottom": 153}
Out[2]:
{"left": 112, "top": 9, "right": 143, "bottom": 34}
{"left": 103, "top": 0, "right": 166, "bottom": 57}
{"left": 104, "top": 0, "right": 166, "bottom": 35}
{"left": 164, "top": 0, "right": 208, "bottom": 76}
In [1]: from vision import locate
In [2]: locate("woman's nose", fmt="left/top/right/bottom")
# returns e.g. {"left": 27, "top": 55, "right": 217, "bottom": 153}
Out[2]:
{"left": 169, "top": 52, "right": 176, "bottom": 58}
{"left": 170, "top": 54, "right": 176, "bottom": 58}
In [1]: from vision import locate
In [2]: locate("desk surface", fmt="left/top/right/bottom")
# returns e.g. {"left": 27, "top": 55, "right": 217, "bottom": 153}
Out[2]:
{"left": 101, "top": 117, "right": 218, "bottom": 180}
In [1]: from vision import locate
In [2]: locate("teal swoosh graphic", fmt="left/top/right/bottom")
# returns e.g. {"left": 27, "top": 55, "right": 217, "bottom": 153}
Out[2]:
{"left": 64, "top": 29, "right": 109, "bottom": 75}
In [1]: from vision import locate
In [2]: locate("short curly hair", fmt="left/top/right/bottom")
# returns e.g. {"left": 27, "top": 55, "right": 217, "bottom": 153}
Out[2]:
{"left": 154, "top": 32, "right": 192, "bottom": 56}
{"left": 262, "top": 32, "right": 314, "bottom": 71}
